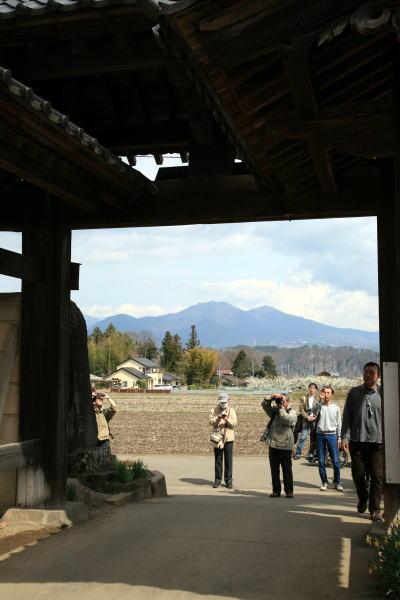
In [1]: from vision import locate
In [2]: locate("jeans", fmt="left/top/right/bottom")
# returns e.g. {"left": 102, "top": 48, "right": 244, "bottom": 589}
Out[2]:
{"left": 295, "top": 422, "right": 312, "bottom": 456}
{"left": 269, "top": 447, "right": 293, "bottom": 495}
{"left": 317, "top": 433, "right": 340, "bottom": 484}
{"left": 350, "top": 441, "right": 383, "bottom": 512}
{"left": 295, "top": 422, "right": 317, "bottom": 457}
{"left": 214, "top": 441, "right": 233, "bottom": 484}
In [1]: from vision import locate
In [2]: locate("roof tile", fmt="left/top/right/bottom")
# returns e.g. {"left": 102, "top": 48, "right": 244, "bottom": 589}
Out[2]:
{"left": 0, "top": 0, "right": 136, "bottom": 20}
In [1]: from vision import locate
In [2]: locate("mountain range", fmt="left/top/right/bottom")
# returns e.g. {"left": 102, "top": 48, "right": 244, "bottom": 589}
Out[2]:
{"left": 86, "top": 301, "right": 379, "bottom": 350}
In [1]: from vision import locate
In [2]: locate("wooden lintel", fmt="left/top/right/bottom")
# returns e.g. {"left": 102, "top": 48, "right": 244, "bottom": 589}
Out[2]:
{"left": 67, "top": 170, "right": 379, "bottom": 229}
{"left": 0, "top": 248, "right": 42, "bottom": 281}
{"left": 283, "top": 49, "right": 338, "bottom": 199}
{"left": 0, "top": 440, "right": 42, "bottom": 473}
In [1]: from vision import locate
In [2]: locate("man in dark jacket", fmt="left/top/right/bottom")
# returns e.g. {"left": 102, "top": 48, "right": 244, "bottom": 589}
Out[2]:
{"left": 262, "top": 394, "right": 297, "bottom": 499}
{"left": 341, "top": 362, "right": 383, "bottom": 521}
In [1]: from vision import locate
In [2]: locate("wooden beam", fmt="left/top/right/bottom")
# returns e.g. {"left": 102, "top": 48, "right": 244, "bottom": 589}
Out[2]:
{"left": 199, "top": 1, "right": 271, "bottom": 32}
{"left": 70, "top": 262, "right": 80, "bottom": 291}
{"left": 199, "top": 0, "right": 362, "bottom": 68}
{"left": 9, "top": 37, "right": 164, "bottom": 82}
{"left": 100, "top": 121, "right": 190, "bottom": 154}
{"left": 21, "top": 201, "right": 71, "bottom": 508}
{"left": 283, "top": 49, "right": 338, "bottom": 199}
{"left": 68, "top": 169, "right": 379, "bottom": 228}
{"left": 163, "top": 56, "right": 215, "bottom": 146}
{"left": 0, "top": 248, "right": 42, "bottom": 281}
{"left": 0, "top": 440, "right": 42, "bottom": 473}
{"left": 0, "top": 11, "right": 154, "bottom": 47}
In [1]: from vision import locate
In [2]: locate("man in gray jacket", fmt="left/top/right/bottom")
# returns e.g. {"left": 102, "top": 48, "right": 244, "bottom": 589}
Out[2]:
{"left": 262, "top": 394, "right": 297, "bottom": 498}
{"left": 341, "top": 362, "right": 383, "bottom": 521}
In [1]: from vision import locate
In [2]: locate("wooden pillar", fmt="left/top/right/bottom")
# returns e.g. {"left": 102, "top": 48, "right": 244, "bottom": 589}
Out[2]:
{"left": 377, "top": 158, "right": 400, "bottom": 523}
{"left": 20, "top": 197, "right": 71, "bottom": 508}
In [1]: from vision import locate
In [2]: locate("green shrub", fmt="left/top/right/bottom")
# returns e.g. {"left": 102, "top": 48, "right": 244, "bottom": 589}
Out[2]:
{"left": 115, "top": 461, "right": 133, "bottom": 483}
{"left": 130, "top": 459, "right": 149, "bottom": 479}
{"left": 369, "top": 521, "right": 400, "bottom": 598}
{"left": 188, "top": 383, "right": 217, "bottom": 390}
{"left": 66, "top": 482, "right": 78, "bottom": 501}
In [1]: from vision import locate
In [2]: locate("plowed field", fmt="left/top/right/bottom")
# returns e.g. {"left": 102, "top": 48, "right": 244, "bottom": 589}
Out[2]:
{"left": 109, "top": 390, "right": 347, "bottom": 456}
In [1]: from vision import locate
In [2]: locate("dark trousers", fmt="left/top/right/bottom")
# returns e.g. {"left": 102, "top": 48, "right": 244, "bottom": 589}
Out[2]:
{"left": 214, "top": 441, "right": 233, "bottom": 483}
{"left": 350, "top": 441, "right": 384, "bottom": 512}
{"left": 269, "top": 447, "right": 293, "bottom": 495}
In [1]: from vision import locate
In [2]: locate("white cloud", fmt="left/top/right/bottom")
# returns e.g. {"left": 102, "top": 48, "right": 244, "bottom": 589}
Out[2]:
{"left": 196, "top": 278, "right": 378, "bottom": 331}
{"left": 83, "top": 303, "right": 184, "bottom": 319}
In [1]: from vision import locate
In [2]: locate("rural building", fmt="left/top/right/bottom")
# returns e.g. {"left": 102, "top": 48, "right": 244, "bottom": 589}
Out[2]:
{"left": 162, "top": 373, "right": 182, "bottom": 387}
{"left": 108, "top": 366, "right": 153, "bottom": 390}
{"left": 116, "top": 357, "right": 163, "bottom": 387}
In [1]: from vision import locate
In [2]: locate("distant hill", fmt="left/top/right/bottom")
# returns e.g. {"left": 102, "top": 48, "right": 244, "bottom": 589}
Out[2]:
{"left": 84, "top": 315, "right": 99, "bottom": 329}
{"left": 87, "top": 301, "right": 379, "bottom": 350}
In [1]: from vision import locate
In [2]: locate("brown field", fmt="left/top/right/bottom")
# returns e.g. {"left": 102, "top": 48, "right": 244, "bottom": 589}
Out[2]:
{"left": 109, "top": 390, "right": 348, "bottom": 456}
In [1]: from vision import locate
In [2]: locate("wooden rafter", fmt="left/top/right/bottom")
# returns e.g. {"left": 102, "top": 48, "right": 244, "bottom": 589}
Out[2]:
{"left": 199, "top": 0, "right": 363, "bottom": 68}
{"left": 6, "top": 36, "right": 163, "bottom": 82}
{"left": 283, "top": 49, "right": 338, "bottom": 199}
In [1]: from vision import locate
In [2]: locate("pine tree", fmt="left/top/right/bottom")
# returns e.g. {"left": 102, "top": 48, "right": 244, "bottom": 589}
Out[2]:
{"left": 161, "top": 331, "right": 174, "bottom": 369}
{"left": 186, "top": 324, "right": 200, "bottom": 349}
{"left": 231, "top": 350, "right": 251, "bottom": 378}
{"left": 90, "top": 326, "right": 104, "bottom": 344}
{"left": 161, "top": 332, "right": 183, "bottom": 372}
{"left": 137, "top": 334, "right": 158, "bottom": 360}
{"left": 104, "top": 323, "right": 117, "bottom": 337}
{"left": 262, "top": 354, "right": 278, "bottom": 378}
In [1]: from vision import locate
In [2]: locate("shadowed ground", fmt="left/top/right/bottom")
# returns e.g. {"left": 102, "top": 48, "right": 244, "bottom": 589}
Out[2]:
{"left": 0, "top": 455, "right": 377, "bottom": 600}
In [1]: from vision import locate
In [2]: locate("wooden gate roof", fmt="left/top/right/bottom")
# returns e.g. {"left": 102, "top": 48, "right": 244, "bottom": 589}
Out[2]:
{"left": 157, "top": 0, "right": 397, "bottom": 213}
{"left": 0, "top": 0, "right": 397, "bottom": 229}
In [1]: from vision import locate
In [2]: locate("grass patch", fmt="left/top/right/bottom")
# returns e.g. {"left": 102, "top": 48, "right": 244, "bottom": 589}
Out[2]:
{"left": 368, "top": 521, "right": 400, "bottom": 598}
{"left": 115, "top": 459, "right": 149, "bottom": 482}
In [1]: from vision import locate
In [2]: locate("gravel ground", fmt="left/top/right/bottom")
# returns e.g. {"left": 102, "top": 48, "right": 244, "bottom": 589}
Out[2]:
{"left": 110, "top": 390, "right": 348, "bottom": 456}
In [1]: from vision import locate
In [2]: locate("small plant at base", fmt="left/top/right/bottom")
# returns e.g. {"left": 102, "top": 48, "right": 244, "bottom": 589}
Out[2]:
{"left": 369, "top": 520, "right": 400, "bottom": 598}
{"left": 130, "top": 459, "right": 149, "bottom": 479}
{"left": 115, "top": 461, "right": 133, "bottom": 483}
{"left": 66, "top": 482, "right": 78, "bottom": 501}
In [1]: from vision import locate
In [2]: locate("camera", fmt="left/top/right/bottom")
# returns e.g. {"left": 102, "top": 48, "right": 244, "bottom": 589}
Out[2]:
{"left": 271, "top": 395, "right": 284, "bottom": 407}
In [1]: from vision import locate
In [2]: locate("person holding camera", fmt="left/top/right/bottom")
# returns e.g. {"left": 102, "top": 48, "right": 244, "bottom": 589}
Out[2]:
{"left": 293, "top": 383, "right": 319, "bottom": 460}
{"left": 261, "top": 394, "right": 297, "bottom": 498}
{"left": 209, "top": 392, "right": 237, "bottom": 489}
{"left": 92, "top": 390, "right": 117, "bottom": 446}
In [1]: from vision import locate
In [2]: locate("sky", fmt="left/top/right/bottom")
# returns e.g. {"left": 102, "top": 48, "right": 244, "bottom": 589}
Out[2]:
{"left": 0, "top": 156, "right": 379, "bottom": 332}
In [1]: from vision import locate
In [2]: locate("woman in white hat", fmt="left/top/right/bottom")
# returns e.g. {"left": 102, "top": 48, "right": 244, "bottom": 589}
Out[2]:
{"left": 209, "top": 392, "right": 237, "bottom": 488}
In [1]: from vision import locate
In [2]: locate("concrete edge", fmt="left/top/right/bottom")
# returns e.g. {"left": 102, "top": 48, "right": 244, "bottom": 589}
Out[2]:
{"left": 68, "top": 470, "right": 168, "bottom": 507}
{"left": 2, "top": 502, "right": 89, "bottom": 528}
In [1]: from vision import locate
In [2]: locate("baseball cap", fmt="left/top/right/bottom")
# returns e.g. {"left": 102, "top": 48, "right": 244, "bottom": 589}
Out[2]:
{"left": 218, "top": 392, "right": 229, "bottom": 404}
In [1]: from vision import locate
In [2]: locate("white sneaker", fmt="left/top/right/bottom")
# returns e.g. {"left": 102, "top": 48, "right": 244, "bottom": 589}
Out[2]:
{"left": 320, "top": 482, "right": 328, "bottom": 491}
{"left": 335, "top": 483, "right": 344, "bottom": 492}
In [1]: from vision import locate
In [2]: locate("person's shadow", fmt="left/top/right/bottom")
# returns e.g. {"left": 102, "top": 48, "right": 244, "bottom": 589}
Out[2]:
{"left": 180, "top": 478, "right": 213, "bottom": 486}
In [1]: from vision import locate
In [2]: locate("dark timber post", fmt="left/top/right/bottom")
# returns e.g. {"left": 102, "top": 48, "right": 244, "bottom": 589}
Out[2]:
{"left": 377, "top": 155, "right": 400, "bottom": 523}
{"left": 20, "top": 196, "right": 71, "bottom": 508}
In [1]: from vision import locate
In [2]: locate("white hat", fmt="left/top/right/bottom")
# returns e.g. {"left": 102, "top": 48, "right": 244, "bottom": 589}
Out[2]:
{"left": 218, "top": 392, "right": 229, "bottom": 404}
